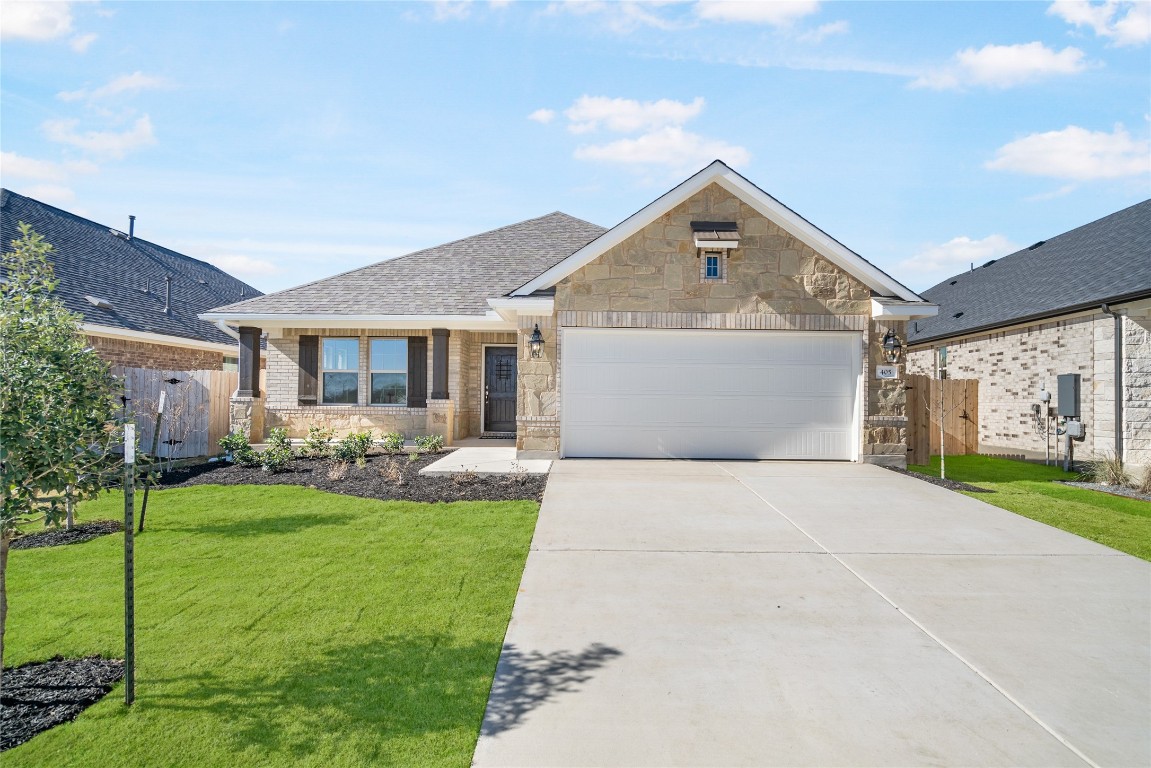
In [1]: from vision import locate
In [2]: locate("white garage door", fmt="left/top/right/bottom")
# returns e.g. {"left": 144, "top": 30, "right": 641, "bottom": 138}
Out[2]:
{"left": 561, "top": 329, "right": 859, "bottom": 460}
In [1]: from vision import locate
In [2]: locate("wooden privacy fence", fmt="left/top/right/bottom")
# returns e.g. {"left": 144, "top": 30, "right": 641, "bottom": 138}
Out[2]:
{"left": 114, "top": 367, "right": 238, "bottom": 459}
{"left": 905, "top": 374, "right": 979, "bottom": 466}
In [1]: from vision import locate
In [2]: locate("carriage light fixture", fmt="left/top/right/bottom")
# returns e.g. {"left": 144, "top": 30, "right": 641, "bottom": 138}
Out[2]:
{"left": 882, "top": 329, "right": 903, "bottom": 364}
{"left": 529, "top": 324, "right": 544, "bottom": 358}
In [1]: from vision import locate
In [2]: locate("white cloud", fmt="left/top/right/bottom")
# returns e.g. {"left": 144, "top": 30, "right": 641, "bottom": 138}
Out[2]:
{"left": 912, "top": 42, "right": 1088, "bottom": 90}
{"left": 986, "top": 124, "right": 1150, "bottom": 180}
{"left": 542, "top": 2, "right": 680, "bottom": 34}
{"left": 21, "top": 184, "right": 77, "bottom": 205}
{"left": 42, "top": 115, "right": 157, "bottom": 160}
{"left": 1048, "top": 1, "right": 1151, "bottom": 47}
{"left": 575, "top": 126, "right": 751, "bottom": 172}
{"left": 565, "top": 95, "right": 705, "bottom": 134}
{"left": 58, "top": 72, "right": 167, "bottom": 103}
{"left": 432, "top": 1, "right": 472, "bottom": 21}
{"left": 797, "top": 20, "right": 848, "bottom": 43}
{"left": 70, "top": 32, "right": 96, "bottom": 52}
{"left": 695, "top": 0, "right": 819, "bottom": 26}
{"left": 899, "top": 234, "right": 1020, "bottom": 285}
{"left": 0, "top": 151, "right": 98, "bottom": 182}
{"left": 0, "top": 1, "right": 73, "bottom": 40}
{"left": 528, "top": 108, "right": 557, "bottom": 124}
{"left": 200, "top": 254, "right": 283, "bottom": 281}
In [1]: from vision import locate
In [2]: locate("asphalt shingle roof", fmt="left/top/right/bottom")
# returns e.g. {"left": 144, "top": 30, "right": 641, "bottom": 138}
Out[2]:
{"left": 1, "top": 189, "right": 262, "bottom": 346}
{"left": 211, "top": 212, "right": 607, "bottom": 316}
{"left": 908, "top": 199, "right": 1151, "bottom": 344}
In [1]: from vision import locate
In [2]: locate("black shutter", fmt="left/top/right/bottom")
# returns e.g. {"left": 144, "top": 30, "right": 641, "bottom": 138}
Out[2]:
{"left": 298, "top": 335, "right": 318, "bottom": 406}
{"left": 407, "top": 336, "right": 427, "bottom": 408}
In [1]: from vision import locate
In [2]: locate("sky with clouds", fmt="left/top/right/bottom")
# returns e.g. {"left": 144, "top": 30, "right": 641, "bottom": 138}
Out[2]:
{"left": 1, "top": 0, "right": 1148, "bottom": 293}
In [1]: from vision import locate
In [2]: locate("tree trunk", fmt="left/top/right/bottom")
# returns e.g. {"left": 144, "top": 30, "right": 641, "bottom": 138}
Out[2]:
{"left": 1, "top": 531, "right": 9, "bottom": 690}
{"left": 66, "top": 485, "right": 75, "bottom": 531}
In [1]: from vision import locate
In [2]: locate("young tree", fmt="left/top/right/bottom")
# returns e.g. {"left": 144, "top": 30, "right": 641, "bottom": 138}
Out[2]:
{"left": 1, "top": 223, "right": 121, "bottom": 678}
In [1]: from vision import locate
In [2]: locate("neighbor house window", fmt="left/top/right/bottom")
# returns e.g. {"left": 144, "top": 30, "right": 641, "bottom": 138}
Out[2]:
{"left": 321, "top": 338, "right": 359, "bottom": 404}
{"left": 222, "top": 355, "right": 238, "bottom": 372}
{"left": 370, "top": 338, "right": 407, "bottom": 405}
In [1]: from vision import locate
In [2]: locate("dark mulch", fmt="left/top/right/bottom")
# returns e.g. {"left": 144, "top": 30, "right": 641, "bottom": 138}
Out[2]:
{"left": 157, "top": 451, "right": 546, "bottom": 503}
{"left": 10, "top": 520, "right": 124, "bottom": 551}
{"left": 1059, "top": 481, "right": 1151, "bottom": 502}
{"left": 882, "top": 465, "right": 994, "bottom": 494}
{"left": 1, "top": 656, "right": 124, "bottom": 752}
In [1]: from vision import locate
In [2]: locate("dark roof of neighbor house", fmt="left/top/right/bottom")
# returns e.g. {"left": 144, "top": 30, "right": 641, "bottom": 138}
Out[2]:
{"left": 211, "top": 212, "right": 607, "bottom": 316}
{"left": 1, "top": 189, "right": 262, "bottom": 347}
{"left": 908, "top": 199, "right": 1151, "bottom": 345}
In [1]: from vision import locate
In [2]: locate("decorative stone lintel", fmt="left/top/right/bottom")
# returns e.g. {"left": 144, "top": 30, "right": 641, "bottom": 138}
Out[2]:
{"left": 426, "top": 398, "right": 455, "bottom": 446}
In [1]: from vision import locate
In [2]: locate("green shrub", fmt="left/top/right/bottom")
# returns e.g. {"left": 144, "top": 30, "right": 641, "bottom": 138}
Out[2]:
{"left": 267, "top": 427, "right": 293, "bottom": 453}
{"left": 380, "top": 431, "right": 405, "bottom": 453}
{"left": 260, "top": 444, "right": 293, "bottom": 474}
{"left": 332, "top": 431, "right": 373, "bottom": 463}
{"left": 1137, "top": 465, "right": 1151, "bottom": 495}
{"left": 219, "top": 432, "right": 259, "bottom": 467}
{"left": 414, "top": 434, "right": 444, "bottom": 453}
{"left": 303, "top": 425, "right": 335, "bottom": 458}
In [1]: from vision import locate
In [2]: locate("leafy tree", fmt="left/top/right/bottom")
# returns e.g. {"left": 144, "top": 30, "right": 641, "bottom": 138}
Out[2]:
{"left": 1, "top": 223, "right": 122, "bottom": 678}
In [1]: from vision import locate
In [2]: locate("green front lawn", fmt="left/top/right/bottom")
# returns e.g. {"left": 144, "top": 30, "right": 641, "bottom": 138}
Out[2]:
{"left": 6, "top": 485, "right": 538, "bottom": 767}
{"left": 910, "top": 455, "right": 1151, "bottom": 561}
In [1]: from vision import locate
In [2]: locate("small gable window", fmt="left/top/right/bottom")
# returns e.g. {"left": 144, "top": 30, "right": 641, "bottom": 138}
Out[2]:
{"left": 370, "top": 338, "right": 407, "bottom": 405}
{"left": 700, "top": 250, "right": 727, "bottom": 282}
{"left": 705, "top": 255, "right": 720, "bottom": 279}
{"left": 321, "top": 338, "right": 359, "bottom": 405}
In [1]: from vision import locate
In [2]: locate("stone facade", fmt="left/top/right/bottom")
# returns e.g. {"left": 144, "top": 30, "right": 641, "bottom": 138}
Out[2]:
{"left": 516, "top": 182, "right": 907, "bottom": 464}
{"left": 259, "top": 327, "right": 515, "bottom": 441}
{"left": 89, "top": 334, "right": 226, "bottom": 370}
{"left": 907, "top": 308, "right": 1151, "bottom": 473}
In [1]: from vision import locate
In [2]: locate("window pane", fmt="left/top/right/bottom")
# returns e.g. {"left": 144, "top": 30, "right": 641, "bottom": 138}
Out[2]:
{"left": 322, "top": 372, "right": 358, "bottom": 404}
{"left": 371, "top": 372, "right": 407, "bottom": 405}
{"left": 705, "top": 256, "right": 719, "bottom": 278}
{"left": 370, "top": 338, "right": 407, "bottom": 371}
{"left": 322, "top": 338, "right": 359, "bottom": 371}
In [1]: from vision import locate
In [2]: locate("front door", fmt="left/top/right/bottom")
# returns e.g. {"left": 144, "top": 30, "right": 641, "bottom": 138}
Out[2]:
{"left": 484, "top": 346, "right": 517, "bottom": 433}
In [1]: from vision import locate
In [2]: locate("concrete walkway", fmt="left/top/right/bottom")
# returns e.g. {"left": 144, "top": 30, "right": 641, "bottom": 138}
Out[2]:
{"left": 473, "top": 460, "right": 1151, "bottom": 767}
{"left": 420, "top": 446, "right": 551, "bottom": 476}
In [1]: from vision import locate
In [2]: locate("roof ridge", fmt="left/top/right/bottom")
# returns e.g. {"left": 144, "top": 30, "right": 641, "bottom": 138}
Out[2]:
{"left": 1, "top": 187, "right": 261, "bottom": 294}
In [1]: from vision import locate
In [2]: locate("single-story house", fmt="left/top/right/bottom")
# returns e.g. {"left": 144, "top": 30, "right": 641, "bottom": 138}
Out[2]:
{"left": 906, "top": 199, "right": 1151, "bottom": 473}
{"left": 1, "top": 188, "right": 262, "bottom": 371}
{"left": 203, "top": 161, "right": 938, "bottom": 465}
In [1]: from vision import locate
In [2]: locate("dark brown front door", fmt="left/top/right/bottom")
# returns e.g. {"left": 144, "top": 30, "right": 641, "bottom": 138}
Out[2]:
{"left": 484, "top": 346, "right": 517, "bottom": 433}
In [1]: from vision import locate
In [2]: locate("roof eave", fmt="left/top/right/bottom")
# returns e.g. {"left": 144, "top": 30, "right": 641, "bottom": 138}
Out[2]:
{"left": 198, "top": 311, "right": 516, "bottom": 331}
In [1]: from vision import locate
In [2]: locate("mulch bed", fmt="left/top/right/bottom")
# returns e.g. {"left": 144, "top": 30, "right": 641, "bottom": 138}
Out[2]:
{"left": 1, "top": 656, "right": 124, "bottom": 752}
{"left": 882, "top": 465, "right": 994, "bottom": 494}
{"left": 1058, "top": 481, "right": 1151, "bottom": 503}
{"left": 157, "top": 450, "right": 547, "bottom": 503}
{"left": 10, "top": 520, "right": 124, "bottom": 551}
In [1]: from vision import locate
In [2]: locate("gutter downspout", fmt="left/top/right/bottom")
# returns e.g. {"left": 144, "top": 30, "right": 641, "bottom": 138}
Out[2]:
{"left": 214, "top": 320, "right": 241, "bottom": 341}
{"left": 1100, "top": 304, "right": 1123, "bottom": 461}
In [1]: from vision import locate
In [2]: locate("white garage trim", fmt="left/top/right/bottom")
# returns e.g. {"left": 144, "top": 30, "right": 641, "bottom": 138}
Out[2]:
{"left": 559, "top": 328, "right": 862, "bottom": 460}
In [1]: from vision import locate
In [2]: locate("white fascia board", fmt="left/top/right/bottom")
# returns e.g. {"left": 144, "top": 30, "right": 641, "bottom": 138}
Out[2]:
{"left": 486, "top": 296, "right": 555, "bottom": 322}
{"left": 514, "top": 159, "right": 924, "bottom": 303}
{"left": 197, "top": 311, "right": 515, "bottom": 331}
{"left": 694, "top": 239, "right": 740, "bottom": 249}
{"left": 82, "top": 323, "right": 235, "bottom": 353}
{"left": 871, "top": 298, "right": 939, "bottom": 320}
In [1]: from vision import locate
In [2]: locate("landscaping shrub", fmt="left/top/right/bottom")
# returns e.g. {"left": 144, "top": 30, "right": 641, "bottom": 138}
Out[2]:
{"left": 219, "top": 432, "right": 259, "bottom": 467}
{"left": 414, "top": 434, "right": 445, "bottom": 453}
{"left": 332, "top": 431, "right": 373, "bottom": 464}
{"left": 260, "top": 444, "right": 293, "bottom": 474}
{"left": 380, "top": 431, "right": 405, "bottom": 453}
{"left": 379, "top": 458, "right": 405, "bottom": 486}
{"left": 267, "top": 427, "right": 293, "bottom": 453}
{"left": 1138, "top": 465, "right": 1151, "bottom": 495}
{"left": 327, "top": 460, "right": 349, "bottom": 481}
{"left": 1079, "top": 452, "right": 1130, "bottom": 486}
{"left": 302, "top": 425, "right": 335, "bottom": 458}
{"left": 451, "top": 468, "right": 477, "bottom": 486}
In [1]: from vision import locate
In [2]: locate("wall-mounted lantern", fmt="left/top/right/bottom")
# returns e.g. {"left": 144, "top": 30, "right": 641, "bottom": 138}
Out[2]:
{"left": 529, "top": 324, "right": 544, "bottom": 358}
{"left": 882, "top": 329, "right": 903, "bottom": 364}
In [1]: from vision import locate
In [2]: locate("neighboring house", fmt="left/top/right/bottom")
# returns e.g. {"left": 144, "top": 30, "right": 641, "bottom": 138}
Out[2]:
{"left": 203, "top": 161, "right": 937, "bottom": 465}
{"left": 1, "top": 189, "right": 262, "bottom": 371}
{"left": 906, "top": 200, "right": 1151, "bottom": 473}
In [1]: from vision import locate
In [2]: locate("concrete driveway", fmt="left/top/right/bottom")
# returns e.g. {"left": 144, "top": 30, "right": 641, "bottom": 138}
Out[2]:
{"left": 472, "top": 461, "right": 1150, "bottom": 768}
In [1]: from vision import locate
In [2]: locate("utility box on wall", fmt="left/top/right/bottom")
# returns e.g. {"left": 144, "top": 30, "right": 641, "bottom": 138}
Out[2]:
{"left": 1057, "top": 373, "right": 1081, "bottom": 418}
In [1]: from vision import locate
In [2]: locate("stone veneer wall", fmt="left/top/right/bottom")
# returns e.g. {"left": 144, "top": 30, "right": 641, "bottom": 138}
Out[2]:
{"left": 89, "top": 335, "right": 225, "bottom": 370}
{"left": 906, "top": 310, "right": 1150, "bottom": 472}
{"left": 517, "top": 182, "right": 908, "bottom": 463}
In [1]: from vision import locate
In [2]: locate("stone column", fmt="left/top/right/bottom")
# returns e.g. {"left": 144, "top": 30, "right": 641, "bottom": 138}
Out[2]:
{"left": 426, "top": 399, "right": 455, "bottom": 446}
{"left": 862, "top": 319, "right": 909, "bottom": 468}
{"left": 431, "top": 328, "right": 450, "bottom": 399}
{"left": 237, "top": 326, "right": 262, "bottom": 398}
